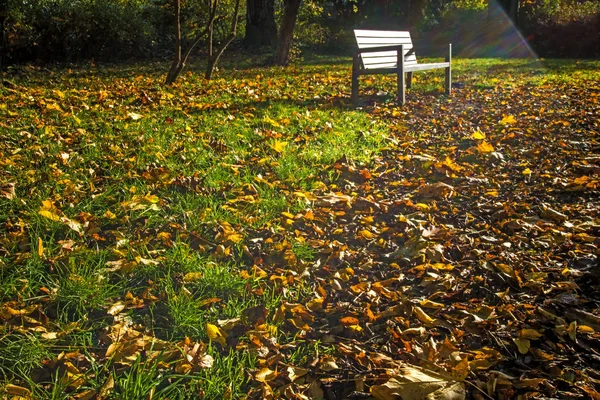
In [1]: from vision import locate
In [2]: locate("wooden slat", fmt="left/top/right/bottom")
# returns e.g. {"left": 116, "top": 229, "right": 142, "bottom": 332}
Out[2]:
{"left": 361, "top": 54, "right": 417, "bottom": 63}
{"left": 363, "top": 62, "right": 397, "bottom": 69}
{"left": 362, "top": 61, "right": 418, "bottom": 69}
{"left": 355, "top": 37, "right": 413, "bottom": 46}
{"left": 361, "top": 50, "right": 417, "bottom": 70}
{"left": 356, "top": 62, "right": 450, "bottom": 76}
{"left": 354, "top": 29, "right": 411, "bottom": 38}
{"left": 362, "top": 60, "right": 418, "bottom": 68}
{"left": 404, "top": 62, "right": 450, "bottom": 72}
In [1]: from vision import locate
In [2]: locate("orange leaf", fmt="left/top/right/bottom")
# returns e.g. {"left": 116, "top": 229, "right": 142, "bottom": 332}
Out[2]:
{"left": 340, "top": 316, "right": 360, "bottom": 326}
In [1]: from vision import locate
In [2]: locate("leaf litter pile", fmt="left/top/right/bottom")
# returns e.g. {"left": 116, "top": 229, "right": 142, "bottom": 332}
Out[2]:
{"left": 1, "top": 59, "right": 599, "bottom": 399}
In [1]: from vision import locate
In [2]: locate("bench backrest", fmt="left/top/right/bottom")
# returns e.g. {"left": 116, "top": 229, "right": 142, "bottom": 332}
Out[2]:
{"left": 354, "top": 29, "right": 417, "bottom": 69}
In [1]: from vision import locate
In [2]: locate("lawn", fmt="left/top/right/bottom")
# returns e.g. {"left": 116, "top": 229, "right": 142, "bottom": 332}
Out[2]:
{"left": 1, "top": 56, "right": 599, "bottom": 399}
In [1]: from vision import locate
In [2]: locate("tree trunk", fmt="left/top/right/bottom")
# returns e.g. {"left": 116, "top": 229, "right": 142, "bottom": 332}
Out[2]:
{"left": 165, "top": 0, "right": 182, "bottom": 85}
{"left": 165, "top": 0, "right": 219, "bottom": 85}
{"left": 0, "top": 0, "right": 8, "bottom": 68}
{"left": 244, "top": 0, "right": 277, "bottom": 48}
{"left": 273, "top": 0, "right": 301, "bottom": 66}
{"left": 205, "top": 0, "right": 241, "bottom": 80}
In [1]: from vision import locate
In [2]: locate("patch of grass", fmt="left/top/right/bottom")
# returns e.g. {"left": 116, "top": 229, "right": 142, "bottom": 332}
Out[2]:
{"left": 0, "top": 333, "right": 53, "bottom": 380}
{"left": 48, "top": 252, "right": 120, "bottom": 323}
{"left": 188, "top": 348, "right": 255, "bottom": 399}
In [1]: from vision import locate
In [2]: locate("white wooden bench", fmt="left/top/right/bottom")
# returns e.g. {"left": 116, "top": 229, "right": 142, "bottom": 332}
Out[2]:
{"left": 352, "top": 30, "right": 451, "bottom": 105}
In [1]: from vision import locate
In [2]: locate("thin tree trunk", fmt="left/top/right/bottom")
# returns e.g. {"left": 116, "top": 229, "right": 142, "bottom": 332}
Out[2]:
{"left": 165, "top": 0, "right": 219, "bottom": 85}
{"left": 0, "top": 0, "right": 7, "bottom": 68}
{"left": 273, "top": 0, "right": 301, "bottom": 66}
{"left": 165, "top": 0, "right": 182, "bottom": 84}
{"left": 205, "top": 0, "right": 241, "bottom": 80}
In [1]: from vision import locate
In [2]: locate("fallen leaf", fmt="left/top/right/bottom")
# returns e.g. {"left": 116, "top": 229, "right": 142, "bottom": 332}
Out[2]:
{"left": 206, "top": 323, "right": 227, "bottom": 346}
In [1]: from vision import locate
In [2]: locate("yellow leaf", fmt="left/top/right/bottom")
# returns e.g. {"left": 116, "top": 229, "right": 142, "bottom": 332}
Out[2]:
{"left": 127, "top": 112, "right": 143, "bottom": 120}
{"left": 443, "top": 156, "right": 463, "bottom": 172}
{"left": 98, "top": 375, "right": 115, "bottom": 399}
{"left": 513, "top": 338, "right": 530, "bottom": 354}
{"left": 39, "top": 209, "right": 61, "bottom": 222}
{"left": 287, "top": 365, "right": 309, "bottom": 382}
{"left": 476, "top": 141, "right": 494, "bottom": 153}
{"left": 414, "top": 203, "right": 431, "bottom": 212}
{"left": 519, "top": 328, "right": 543, "bottom": 340}
{"left": 413, "top": 306, "right": 435, "bottom": 325}
{"left": 53, "top": 89, "right": 65, "bottom": 99}
{"left": 499, "top": 115, "right": 517, "bottom": 125}
{"left": 107, "top": 301, "right": 126, "bottom": 316}
{"left": 41, "top": 332, "right": 59, "bottom": 340}
{"left": 38, "top": 237, "right": 44, "bottom": 257}
{"left": 453, "top": 357, "right": 470, "bottom": 380}
{"left": 470, "top": 129, "right": 486, "bottom": 140}
{"left": 183, "top": 272, "right": 204, "bottom": 282}
{"left": 103, "top": 210, "right": 117, "bottom": 219}
{"left": 143, "top": 194, "right": 160, "bottom": 203}
{"left": 522, "top": 168, "right": 532, "bottom": 175}
{"left": 4, "top": 384, "right": 32, "bottom": 397}
{"left": 72, "top": 389, "right": 96, "bottom": 400}
{"left": 358, "top": 229, "right": 377, "bottom": 239}
{"left": 263, "top": 116, "right": 281, "bottom": 128}
{"left": 46, "top": 103, "right": 63, "bottom": 112}
{"left": 306, "top": 297, "right": 324, "bottom": 312}
{"left": 224, "top": 232, "right": 244, "bottom": 244}
{"left": 206, "top": 323, "right": 227, "bottom": 346}
{"left": 255, "top": 367, "right": 277, "bottom": 382}
{"left": 430, "top": 263, "right": 455, "bottom": 271}
{"left": 269, "top": 140, "right": 288, "bottom": 153}
{"left": 420, "top": 299, "right": 445, "bottom": 309}
{"left": 567, "top": 321, "right": 577, "bottom": 340}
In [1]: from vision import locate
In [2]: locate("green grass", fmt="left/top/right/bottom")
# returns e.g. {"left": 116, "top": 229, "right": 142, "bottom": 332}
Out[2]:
{"left": 1, "top": 56, "right": 599, "bottom": 398}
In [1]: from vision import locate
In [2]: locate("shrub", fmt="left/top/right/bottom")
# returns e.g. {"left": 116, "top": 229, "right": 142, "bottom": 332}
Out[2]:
{"left": 521, "top": 0, "right": 600, "bottom": 57}
{"left": 5, "top": 0, "right": 172, "bottom": 63}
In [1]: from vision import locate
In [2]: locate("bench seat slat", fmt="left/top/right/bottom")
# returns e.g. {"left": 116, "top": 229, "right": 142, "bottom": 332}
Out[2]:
{"left": 356, "top": 62, "right": 450, "bottom": 76}
{"left": 404, "top": 62, "right": 450, "bottom": 72}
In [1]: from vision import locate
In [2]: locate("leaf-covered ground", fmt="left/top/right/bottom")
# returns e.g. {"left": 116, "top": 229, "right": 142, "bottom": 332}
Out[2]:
{"left": 1, "top": 57, "right": 599, "bottom": 399}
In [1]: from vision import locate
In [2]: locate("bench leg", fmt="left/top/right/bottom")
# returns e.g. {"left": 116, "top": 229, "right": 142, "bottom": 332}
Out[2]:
{"left": 445, "top": 43, "right": 452, "bottom": 96}
{"left": 352, "top": 55, "right": 360, "bottom": 106}
{"left": 407, "top": 72, "right": 413, "bottom": 89}
{"left": 397, "top": 45, "right": 405, "bottom": 105}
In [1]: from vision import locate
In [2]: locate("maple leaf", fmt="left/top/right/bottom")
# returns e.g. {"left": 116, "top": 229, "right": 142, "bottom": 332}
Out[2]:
{"left": 499, "top": 114, "right": 516, "bottom": 125}
{"left": 470, "top": 128, "right": 486, "bottom": 140}
{"left": 269, "top": 139, "right": 288, "bottom": 153}
{"left": 476, "top": 141, "right": 494, "bottom": 153}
